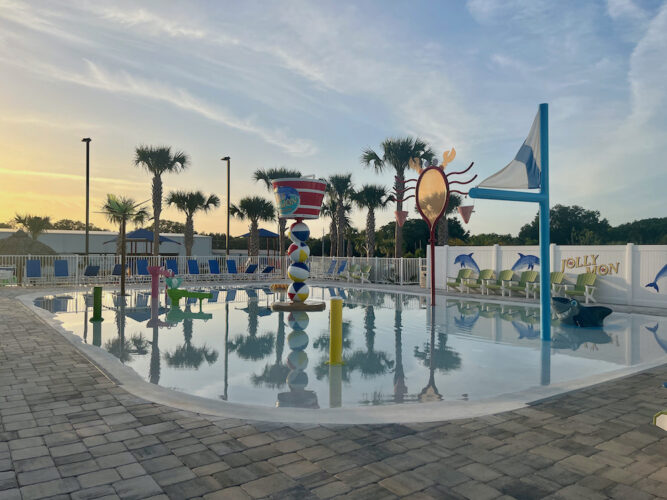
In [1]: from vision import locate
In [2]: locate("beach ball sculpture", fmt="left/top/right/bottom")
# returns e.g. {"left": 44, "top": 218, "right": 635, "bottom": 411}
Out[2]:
{"left": 277, "top": 311, "right": 319, "bottom": 408}
{"left": 272, "top": 177, "right": 327, "bottom": 308}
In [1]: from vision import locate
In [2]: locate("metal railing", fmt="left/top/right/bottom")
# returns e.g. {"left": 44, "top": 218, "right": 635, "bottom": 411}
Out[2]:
{"left": 0, "top": 254, "right": 425, "bottom": 287}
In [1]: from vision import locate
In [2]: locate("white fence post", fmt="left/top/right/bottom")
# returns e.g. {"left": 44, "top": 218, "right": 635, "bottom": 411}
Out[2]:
{"left": 493, "top": 244, "right": 500, "bottom": 275}
{"left": 625, "top": 243, "right": 634, "bottom": 306}
{"left": 399, "top": 258, "right": 404, "bottom": 286}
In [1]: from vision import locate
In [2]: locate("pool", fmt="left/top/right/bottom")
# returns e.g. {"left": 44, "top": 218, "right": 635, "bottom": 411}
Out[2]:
{"left": 34, "top": 286, "right": 667, "bottom": 413}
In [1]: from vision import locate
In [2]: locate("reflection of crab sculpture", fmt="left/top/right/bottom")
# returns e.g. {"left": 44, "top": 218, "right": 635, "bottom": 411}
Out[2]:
{"left": 410, "top": 149, "right": 477, "bottom": 305}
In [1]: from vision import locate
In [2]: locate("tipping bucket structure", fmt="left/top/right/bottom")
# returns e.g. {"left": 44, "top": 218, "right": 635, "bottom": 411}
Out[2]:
{"left": 271, "top": 177, "right": 327, "bottom": 312}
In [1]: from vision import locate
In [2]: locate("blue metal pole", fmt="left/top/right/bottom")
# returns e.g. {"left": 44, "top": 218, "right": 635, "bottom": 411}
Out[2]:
{"left": 538, "top": 103, "right": 551, "bottom": 341}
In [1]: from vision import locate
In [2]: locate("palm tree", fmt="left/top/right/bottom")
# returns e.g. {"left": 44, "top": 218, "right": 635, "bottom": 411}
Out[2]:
{"left": 321, "top": 196, "right": 337, "bottom": 257}
{"left": 362, "top": 138, "right": 434, "bottom": 257}
{"left": 328, "top": 174, "right": 354, "bottom": 257}
{"left": 436, "top": 194, "right": 463, "bottom": 246}
{"left": 229, "top": 196, "right": 275, "bottom": 256}
{"left": 13, "top": 214, "right": 51, "bottom": 240}
{"left": 134, "top": 146, "right": 189, "bottom": 256}
{"left": 100, "top": 195, "right": 150, "bottom": 296}
{"left": 166, "top": 190, "right": 220, "bottom": 257}
{"left": 252, "top": 168, "right": 301, "bottom": 256}
{"left": 353, "top": 184, "right": 388, "bottom": 258}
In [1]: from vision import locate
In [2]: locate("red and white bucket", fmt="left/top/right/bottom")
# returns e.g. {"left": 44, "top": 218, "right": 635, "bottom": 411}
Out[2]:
{"left": 272, "top": 178, "right": 327, "bottom": 220}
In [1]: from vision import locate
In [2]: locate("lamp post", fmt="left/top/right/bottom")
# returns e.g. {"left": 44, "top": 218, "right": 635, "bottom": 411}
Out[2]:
{"left": 221, "top": 156, "right": 231, "bottom": 257}
{"left": 82, "top": 138, "right": 91, "bottom": 257}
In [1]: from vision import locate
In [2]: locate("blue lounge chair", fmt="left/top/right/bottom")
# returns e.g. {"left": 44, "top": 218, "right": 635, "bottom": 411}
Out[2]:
{"left": 259, "top": 266, "right": 274, "bottom": 278}
{"left": 225, "top": 289, "right": 237, "bottom": 302}
{"left": 187, "top": 259, "right": 200, "bottom": 280}
{"left": 111, "top": 264, "right": 123, "bottom": 279}
{"left": 209, "top": 259, "right": 222, "bottom": 279}
{"left": 54, "top": 259, "right": 69, "bottom": 283}
{"left": 226, "top": 259, "right": 238, "bottom": 278}
{"left": 246, "top": 288, "right": 258, "bottom": 301}
{"left": 82, "top": 265, "right": 100, "bottom": 284}
{"left": 208, "top": 290, "right": 220, "bottom": 303}
{"left": 26, "top": 259, "right": 41, "bottom": 285}
{"left": 243, "top": 263, "right": 258, "bottom": 279}
{"left": 323, "top": 260, "right": 337, "bottom": 279}
{"left": 334, "top": 260, "right": 347, "bottom": 280}
{"left": 136, "top": 259, "right": 149, "bottom": 282}
{"left": 166, "top": 259, "right": 179, "bottom": 276}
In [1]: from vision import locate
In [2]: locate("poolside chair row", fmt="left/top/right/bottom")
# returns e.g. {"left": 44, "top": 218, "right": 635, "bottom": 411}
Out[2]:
{"left": 319, "top": 260, "right": 373, "bottom": 283}
{"left": 446, "top": 269, "right": 598, "bottom": 303}
{"left": 21, "top": 258, "right": 277, "bottom": 285}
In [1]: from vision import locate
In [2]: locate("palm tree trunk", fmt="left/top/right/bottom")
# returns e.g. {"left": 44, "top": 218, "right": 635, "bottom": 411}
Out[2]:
{"left": 329, "top": 218, "right": 337, "bottom": 258}
{"left": 250, "top": 221, "right": 259, "bottom": 256}
{"left": 152, "top": 174, "right": 162, "bottom": 256}
{"left": 436, "top": 217, "right": 448, "bottom": 246}
{"left": 395, "top": 174, "right": 403, "bottom": 258}
{"left": 185, "top": 215, "right": 194, "bottom": 257}
{"left": 279, "top": 219, "right": 286, "bottom": 256}
{"left": 366, "top": 209, "right": 375, "bottom": 258}
{"left": 120, "top": 218, "right": 127, "bottom": 296}
{"left": 336, "top": 205, "right": 344, "bottom": 258}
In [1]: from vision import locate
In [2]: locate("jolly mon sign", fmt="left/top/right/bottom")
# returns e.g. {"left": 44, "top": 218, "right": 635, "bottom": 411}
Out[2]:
{"left": 560, "top": 254, "right": 620, "bottom": 276}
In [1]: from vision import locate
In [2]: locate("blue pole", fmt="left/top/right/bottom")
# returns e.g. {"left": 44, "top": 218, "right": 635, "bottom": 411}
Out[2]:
{"left": 468, "top": 103, "right": 551, "bottom": 341}
{"left": 538, "top": 103, "right": 551, "bottom": 341}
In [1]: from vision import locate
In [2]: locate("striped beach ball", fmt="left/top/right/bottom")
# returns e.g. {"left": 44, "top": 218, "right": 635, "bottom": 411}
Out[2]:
{"left": 287, "top": 350, "right": 309, "bottom": 370}
{"left": 287, "top": 242, "right": 310, "bottom": 263}
{"left": 288, "top": 311, "right": 309, "bottom": 331}
{"left": 288, "top": 282, "right": 309, "bottom": 302}
{"left": 288, "top": 262, "right": 309, "bottom": 283}
{"left": 288, "top": 222, "right": 310, "bottom": 243}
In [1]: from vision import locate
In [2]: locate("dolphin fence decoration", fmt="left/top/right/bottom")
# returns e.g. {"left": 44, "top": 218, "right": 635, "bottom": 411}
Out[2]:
{"left": 469, "top": 103, "right": 552, "bottom": 341}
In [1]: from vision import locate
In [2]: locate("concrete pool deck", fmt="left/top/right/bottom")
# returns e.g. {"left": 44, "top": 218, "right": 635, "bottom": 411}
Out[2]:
{"left": 1, "top": 290, "right": 667, "bottom": 499}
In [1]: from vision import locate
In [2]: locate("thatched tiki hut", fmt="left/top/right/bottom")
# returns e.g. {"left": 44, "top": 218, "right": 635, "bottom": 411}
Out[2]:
{"left": 0, "top": 230, "right": 57, "bottom": 284}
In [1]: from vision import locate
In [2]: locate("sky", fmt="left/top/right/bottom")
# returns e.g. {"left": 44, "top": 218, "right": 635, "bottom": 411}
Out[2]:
{"left": 1, "top": 0, "right": 666, "bottom": 238}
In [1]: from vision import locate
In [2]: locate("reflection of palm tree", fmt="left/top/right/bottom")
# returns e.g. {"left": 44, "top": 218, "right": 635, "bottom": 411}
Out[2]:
{"left": 251, "top": 311, "right": 290, "bottom": 388}
{"left": 228, "top": 301, "right": 274, "bottom": 361}
{"left": 149, "top": 328, "right": 161, "bottom": 384}
{"left": 165, "top": 311, "right": 219, "bottom": 368}
{"left": 393, "top": 307, "right": 407, "bottom": 402}
{"left": 348, "top": 306, "right": 394, "bottom": 377}
{"left": 314, "top": 320, "right": 354, "bottom": 381}
{"left": 414, "top": 333, "right": 461, "bottom": 372}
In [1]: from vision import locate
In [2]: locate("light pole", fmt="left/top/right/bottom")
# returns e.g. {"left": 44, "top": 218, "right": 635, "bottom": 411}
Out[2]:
{"left": 221, "top": 156, "right": 231, "bottom": 257}
{"left": 82, "top": 138, "right": 91, "bottom": 257}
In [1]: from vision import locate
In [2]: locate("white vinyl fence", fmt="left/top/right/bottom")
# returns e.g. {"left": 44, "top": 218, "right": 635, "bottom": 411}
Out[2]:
{"left": 428, "top": 244, "right": 667, "bottom": 308}
{"left": 0, "top": 254, "right": 426, "bottom": 287}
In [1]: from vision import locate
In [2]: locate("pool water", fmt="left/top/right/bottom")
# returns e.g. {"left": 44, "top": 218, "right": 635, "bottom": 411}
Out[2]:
{"left": 35, "top": 286, "right": 667, "bottom": 409}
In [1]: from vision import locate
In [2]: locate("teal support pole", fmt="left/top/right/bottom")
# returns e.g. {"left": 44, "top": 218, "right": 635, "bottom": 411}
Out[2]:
{"left": 469, "top": 103, "right": 551, "bottom": 341}
{"left": 537, "top": 103, "right": 551, "bottom": 342}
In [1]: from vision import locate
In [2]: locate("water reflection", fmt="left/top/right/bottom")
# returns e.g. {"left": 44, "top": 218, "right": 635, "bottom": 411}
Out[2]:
{"left": 348, "top": 306, "right": 394, "bottom": 377}
{"left": 252, "top": 311, "right": 290, "bottom": 388}
{"left": 164, "top": 309, "right": 218, "bottom": 369}
{"left": 228, "top": 300, "right": 274, "bottom": 361}
{"left": 277, "top": 312, "right": 319, "bottom": 409}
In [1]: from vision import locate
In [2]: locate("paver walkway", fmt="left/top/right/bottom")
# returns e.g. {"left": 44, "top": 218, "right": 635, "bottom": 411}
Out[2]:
{"left": 1, "top": 295, "right": 666, "bottom": 499}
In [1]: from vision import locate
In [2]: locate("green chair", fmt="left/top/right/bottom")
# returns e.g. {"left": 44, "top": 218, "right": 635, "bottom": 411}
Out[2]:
{"left": 531, "top": 271, "right": 566, "bottom": 298}
{"left": 359, "top": 264, "right": 372, "bottom": 284}
{"left": 447, "top": 268, "right": 473, "bottom": 292}
{"left": 465, "top": 269, "right": 495, "bottom": 294}
{"left": 347, "top": 263, "right": 362, "bottom": 282}
{"left": 563, "top": 273, "right": 598, "bottom": 303}
{"left": 508, "top": 271, "right": 539, "bottom": 297}
{"left": 484, "top": 270, "right": 514, "bottom": 296}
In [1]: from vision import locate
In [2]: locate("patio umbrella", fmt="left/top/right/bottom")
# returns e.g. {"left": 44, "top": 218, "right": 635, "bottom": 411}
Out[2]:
{"left": 0, "top": 230, "right": 57, "bottom": 255}
{"left": 240, "top": 228, "right": 280, "bottom": 256}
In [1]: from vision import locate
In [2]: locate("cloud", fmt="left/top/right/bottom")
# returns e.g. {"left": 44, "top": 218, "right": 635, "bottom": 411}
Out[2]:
{"left": 2, "top": 56, "right": 318, "bottom": 157}
{"left": 0, "top": 167, "right": 145, "bottom": 188}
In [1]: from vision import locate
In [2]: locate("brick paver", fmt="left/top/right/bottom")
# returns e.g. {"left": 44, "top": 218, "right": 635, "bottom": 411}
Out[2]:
{"left": 0, "top": 294, "right": 666, "bottom": 499}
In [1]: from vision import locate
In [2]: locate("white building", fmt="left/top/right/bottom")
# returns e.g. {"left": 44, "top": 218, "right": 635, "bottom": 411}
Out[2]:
{"left": 0, "top": 230, "right": 212, "bottom": 256}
